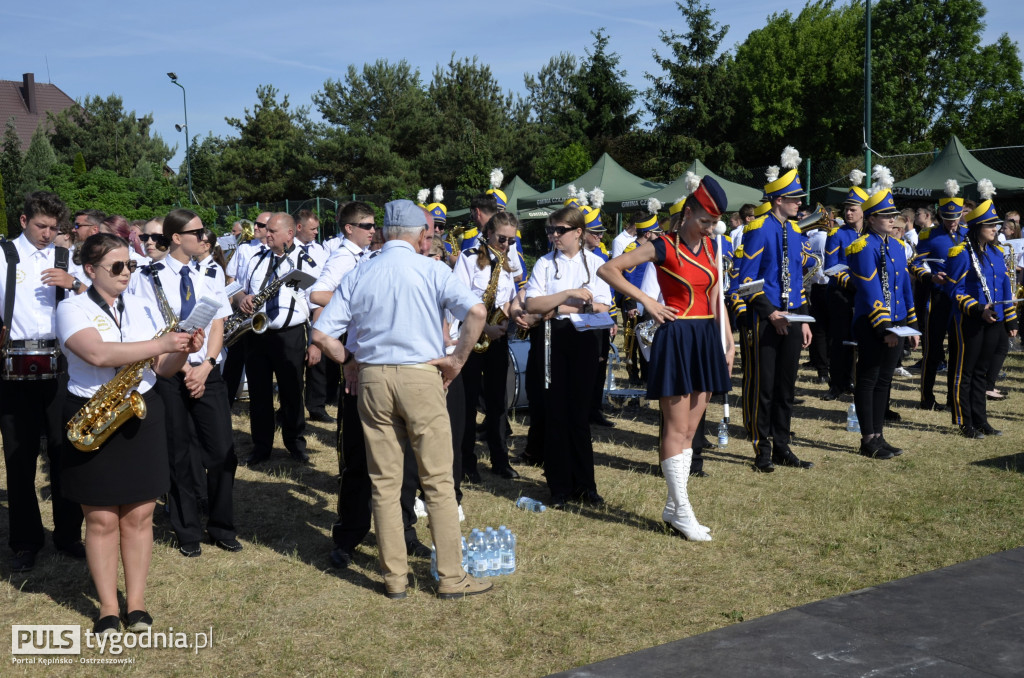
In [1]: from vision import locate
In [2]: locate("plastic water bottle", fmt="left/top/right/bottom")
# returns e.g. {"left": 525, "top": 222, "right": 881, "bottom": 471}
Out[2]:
{"left": 516, "top": 496, "right": 547, "bottom": 512}
{"left": 430, "top": 544, "right": 438, "bottom": 581}
{"left": 846, "top": 404, "right": 860, "bottom": 433}
{"left": 461, "top": 536, "right": 468, "bottom": 572}
{"left": 470, "top": 530, "right": 488, "bottom": 579}
{"left": 717, "top": 419, "right": 729, "bottom": 447}
{"left": 499, "top": 527, "right": 516, "bottom": 575}
{"left": 485, "top": 528, "right": 501, "bottom": 577}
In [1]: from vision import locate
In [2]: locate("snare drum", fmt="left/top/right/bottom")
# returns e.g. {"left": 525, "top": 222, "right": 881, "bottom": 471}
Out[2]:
{"left": 506, "top": 338, "right": 530, "bottom": 410}
{"left": 2, "top": 340, "right": 62, "bottom": 381}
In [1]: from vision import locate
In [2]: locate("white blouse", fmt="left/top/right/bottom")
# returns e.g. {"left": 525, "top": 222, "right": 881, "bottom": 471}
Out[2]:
{"left": 524, "top": 249, "right": 612, "bottom": 319}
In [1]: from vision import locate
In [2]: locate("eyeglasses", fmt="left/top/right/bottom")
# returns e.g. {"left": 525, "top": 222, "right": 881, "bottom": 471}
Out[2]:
{"left": 139, "top": 233, "right": 169, "bottom": 246}
{"left": 349, "top": 222, "right": 376, "bottom": 231}
{"left": 179, "top": 228, "right": 206, "bottom": 239}
{"left": 255, "top": 221, "right": 268, "bottom": 229}
{"left": 73, "top": 222, "right": 91, "bottom": 230}
{"left": 95, "top": 260, "right": 138, "bottom": 276}
{"left": 545, "top": 226, "right": 575, "bottom": 236}
{"left": 494, "top": 235, "right": 513, "bottom": 245}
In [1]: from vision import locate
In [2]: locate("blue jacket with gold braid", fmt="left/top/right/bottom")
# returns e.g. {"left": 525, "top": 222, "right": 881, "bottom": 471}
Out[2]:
{"left": 946, "top": 241, "right": 1019, "bottom": 328}
{"left": 910, "top": 224, "right": 967, "bottom": 282}
{"left": 824, "top": 223, "right": 860, "bottom": 290}
{"left": 846, "top": 233, "right": 917, "bottom": 336}
{"left": 733, "top": 212, "right": 809, "bottom": 319}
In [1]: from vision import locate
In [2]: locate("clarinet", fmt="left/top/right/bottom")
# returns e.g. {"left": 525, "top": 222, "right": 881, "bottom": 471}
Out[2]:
{"left": 964, "top": 237, "right": 994, "bottom": 306}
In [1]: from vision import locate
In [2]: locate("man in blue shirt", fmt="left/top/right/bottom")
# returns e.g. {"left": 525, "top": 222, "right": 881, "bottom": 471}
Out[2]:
{"left": 312, "top": 200, "right": 490, "bottom": 600}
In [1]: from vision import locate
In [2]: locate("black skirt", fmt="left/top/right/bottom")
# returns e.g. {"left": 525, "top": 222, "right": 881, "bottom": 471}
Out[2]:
{"left": 61, "top": 390, "right": 169, "bottom": 506}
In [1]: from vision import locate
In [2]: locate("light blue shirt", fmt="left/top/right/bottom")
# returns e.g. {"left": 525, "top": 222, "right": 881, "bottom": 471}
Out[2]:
{"left": 313, "top": 240, "right": 480, "bottom": 365}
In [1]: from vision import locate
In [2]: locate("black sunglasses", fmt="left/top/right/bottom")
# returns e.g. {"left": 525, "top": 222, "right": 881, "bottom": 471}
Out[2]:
{"left": 179, "top": 228, "right": 206, "bottom": 239}
{"left": 494, "top": 235, "right": 514, "bottom": 245}
{"left": 139, "top": 233, "right": 169, "bottom": 245}
{"left": 255, "top": 221, "right": 268, "bottom": 229}
{"left": 349, "top": 222, "right": 376, "bottom": 231}
{"left": 96, "top": 260, "right": 138, "bottom": 275}
{"left": 545, "top": 226, "right": 575, "bottom": 236}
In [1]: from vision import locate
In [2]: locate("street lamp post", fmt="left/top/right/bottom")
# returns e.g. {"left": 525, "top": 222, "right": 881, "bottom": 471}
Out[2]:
{"left": 167, "top": 72, "right": 193, "bottom": 204}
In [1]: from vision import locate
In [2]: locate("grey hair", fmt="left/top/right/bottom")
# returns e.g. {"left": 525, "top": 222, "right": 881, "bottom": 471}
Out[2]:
{"left": 383, "top": 224, "right": 426, "bottom": 240}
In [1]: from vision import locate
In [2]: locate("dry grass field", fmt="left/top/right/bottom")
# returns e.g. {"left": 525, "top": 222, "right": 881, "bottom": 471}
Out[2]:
{"left": 3, "top": 344, "right": 1024, "bottom": 677}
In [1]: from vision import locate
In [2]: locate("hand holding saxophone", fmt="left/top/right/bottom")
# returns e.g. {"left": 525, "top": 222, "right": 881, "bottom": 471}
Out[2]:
{"left": 159, "top": 328, "right": 205, "bottom": 354}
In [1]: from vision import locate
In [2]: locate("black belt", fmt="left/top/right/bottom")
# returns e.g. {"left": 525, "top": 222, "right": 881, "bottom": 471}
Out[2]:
{"left": 9, "top": 339, "right": 58, "bottom": 349}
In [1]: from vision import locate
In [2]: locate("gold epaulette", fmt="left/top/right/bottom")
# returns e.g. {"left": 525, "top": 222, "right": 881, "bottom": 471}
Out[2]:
{"left": 845, "top": 234, "right": 868, "bottom": 256}
{"left": 994, "top": 243, "right": 1005, "bottom": 254}
{"left": 723, "top": 234, "right": 732, "bottom": 244}
{"left": 734, "top": 245, "right": 744, "bottom": 258}
{"left": 919, "top": 228, "right": 932, "bottom": 241}
{"left": 827, "top": 226, "right": 840, "bottom": 237}
{"left": 948, "top": 243, "right": 965, "bottom": 258}
{"left": 789, "top": 219, "right": 802, "bottom": 234}
{"left": 624, "top": 241, "right": 638, "bottom": 254}
{"left": 743, "top": 216, "right": 766, "bottom": 233}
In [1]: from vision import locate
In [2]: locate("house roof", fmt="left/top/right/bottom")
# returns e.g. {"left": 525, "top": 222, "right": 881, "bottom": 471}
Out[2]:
{"left": 0, "top": 73, "right": 78, "bottom": 151}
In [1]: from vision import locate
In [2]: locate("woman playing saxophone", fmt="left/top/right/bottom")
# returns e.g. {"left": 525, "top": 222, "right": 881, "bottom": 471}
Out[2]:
{"left": 56, "top": 233, "right": 203, "bottom": 637}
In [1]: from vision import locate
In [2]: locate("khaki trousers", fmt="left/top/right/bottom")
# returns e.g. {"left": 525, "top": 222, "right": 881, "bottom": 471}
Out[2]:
{"left": 358, "top": 364, "right": 464, "bottom": 591}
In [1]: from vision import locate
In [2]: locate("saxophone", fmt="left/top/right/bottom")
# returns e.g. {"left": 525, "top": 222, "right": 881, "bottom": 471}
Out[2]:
{"left": 222, "top": 274, "right": 287, "bottom": 347}
{"left": 473, "top": 246, "right": 507, "bottom": 353}
{"left": 66, "top": 284, "right": 180, "bottom": 452}
{"left": 802, "top": 252, "right": 824, "bottom": 287}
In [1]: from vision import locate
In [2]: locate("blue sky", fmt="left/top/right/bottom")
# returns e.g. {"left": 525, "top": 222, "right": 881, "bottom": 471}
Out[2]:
{"left": 3, "top": 0, "right": 1022, "bottom": 175}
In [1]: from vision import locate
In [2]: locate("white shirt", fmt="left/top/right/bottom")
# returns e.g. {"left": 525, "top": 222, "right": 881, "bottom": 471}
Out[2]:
{"left": 128, "top": 255, "right": 230, "bottom": 364}
{"left": 453, "top": 248, "right": 517, "bottom": 309}
{"left": 310, "top": 238, "right": 366, "bottom": 297}
{"left": 730, "top": 225, "right": 745, "bottom": 251}
{"left": 0, "top": 234, "right": 67, "bottom": 341}
{"left": 192, "top": 255, "right": 227, "bottom": 289}
{"left": 225, "top": 239, "right": 265, "bottom": 280}
{"left": 611, "top": 230, "right": 636, "bottom": 259}
{"left": 807, "top": 229, "right": 828, "bottom": 285}
{"left": 56, "top": 290, "right": 164, "bottom": 397}
{"left": 235, "top": 244, "right": 315, "bottom": 330}
{"left": 524, "top": 248, "right": 613, "bottom": 319}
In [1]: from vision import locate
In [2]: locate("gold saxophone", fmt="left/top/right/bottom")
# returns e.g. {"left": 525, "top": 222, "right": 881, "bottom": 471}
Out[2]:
{"left": 803, "top": 252, "right": 823, "bottom": 287}
{"left": 473, "top": 246, "right": 507, "bottom": 353}
{"left": 66, "top": 284, "right": 180, "bottom": 452}
{"left": 222, "top": 275, "right": 288, "bottom": 347}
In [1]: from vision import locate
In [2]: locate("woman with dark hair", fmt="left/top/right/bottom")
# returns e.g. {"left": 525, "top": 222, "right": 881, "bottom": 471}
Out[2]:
{"left": 56, "top": 233, "right": 203, "bottom": 636}
{"left": 453, "top": 211, "right": 520, "bottom": 481}
{"left": 598, "top": 176, "right": 732, "bottom": 541}
{"left": 140, "top": 216, "right": 169, "bottom": 264}
{"left": 524, "top": 206, "right": 612, "bottom": 508}
{"left": 946, "top": 180, "right": 1018, "bottom": 438}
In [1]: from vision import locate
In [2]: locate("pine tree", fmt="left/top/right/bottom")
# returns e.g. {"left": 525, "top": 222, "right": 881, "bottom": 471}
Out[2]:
{"left": 20, "top": 124, "right": 58, "bottom": 194}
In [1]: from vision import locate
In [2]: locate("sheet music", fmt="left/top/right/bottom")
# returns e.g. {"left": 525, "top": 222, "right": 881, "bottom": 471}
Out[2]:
{"left": 180, "top": 296, "right": 222, "bottom": 333}
{"left": 569, "top": 312, "right": 615, "bottom": 331}
{"left": 224, "top": 281, "right": 243, "bottom": 298}
{"left": 887, "top": 325, "right": 922, "bottom": 337}
{"left": 823, "top": 264, "right": 849, "bottom": 276}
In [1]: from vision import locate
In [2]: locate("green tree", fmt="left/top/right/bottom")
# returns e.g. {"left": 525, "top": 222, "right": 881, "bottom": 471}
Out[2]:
{"left": 645, "top": 0, "right": 738, "bottom": 177}
{"left": 43, "top": 164, "right": 180, "bottom": 221}
{"left": 524, "top": 53, "right": 580, "bottom": 146}
{"left": 216, "top": 85, "right": 315, "bottom": 203}
{"left": 20, "top": 124, "right": 58, "bottom": 195}
{"left": 47, "top": 94, "right": 173, "bottom": 176}
{"left": 0, "top": 119, "right": 22, "bottom": 228}
{"left": 534, "top": 141, "right": 592, "bottom": 186}
{"left": 568, "top": 29, "right": 640, "bottom": 158}
{"left": 73, "top": 151, "right": 87, "bottom": 175}
{"left": 0, "top": 168, "right": 8, "bottom": 237}
{"left": 312, "top": 60, "right": 430, "bottom": 195}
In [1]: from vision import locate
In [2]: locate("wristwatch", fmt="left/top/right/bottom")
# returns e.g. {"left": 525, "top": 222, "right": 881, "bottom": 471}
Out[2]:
{"left": 206, "top": 357, "right": 217, "bottom": 367}
{"left": 71, "top": 279, "right": 82, "bottom": 293}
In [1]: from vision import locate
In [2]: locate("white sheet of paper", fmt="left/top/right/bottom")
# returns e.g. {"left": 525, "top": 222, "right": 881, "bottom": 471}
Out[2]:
{"left": 224, "top": 281, "right": 243, "bottom": 298}
{"left": 823, "top": 264, "right": 849, "bottom": 276}
{"left": 784, "top": 314, "right": 816, "bottom": 323}
{"left": 179, "top": 296, "right": 221, "bottom": 333}
{"left": 736, "top": 279, "right": 764, "bottom": 297}
{"left": 887, "top": 326, "right": 922, "bottom": 337}
{"left": 569, "top": 312, "right": 615, "bottom": 331}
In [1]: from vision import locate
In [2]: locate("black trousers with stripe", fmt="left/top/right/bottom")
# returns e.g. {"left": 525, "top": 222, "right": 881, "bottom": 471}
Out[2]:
{"left": 741, "top": 311, "right": 802, "bottom": 461}
{"left": 948, "top": 313, "right": 1000, "bottom": 430}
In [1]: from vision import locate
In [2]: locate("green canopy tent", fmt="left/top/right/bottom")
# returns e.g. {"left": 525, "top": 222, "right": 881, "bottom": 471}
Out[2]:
{"left": 516, "top": 153, "right": 665, "bottom": 213}
{"left": 446, "top": 175, "right": 554, "bottom": 223}
{"left": 829, "top": 136, "right": 1024, "bottom": 204}
{"left": 608, "top": 159, "right": 763, "bottom": 214}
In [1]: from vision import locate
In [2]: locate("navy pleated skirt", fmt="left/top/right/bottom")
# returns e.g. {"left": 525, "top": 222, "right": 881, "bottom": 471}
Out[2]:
{"left": 646, "top": 318, "right": 732, "bottom": 398}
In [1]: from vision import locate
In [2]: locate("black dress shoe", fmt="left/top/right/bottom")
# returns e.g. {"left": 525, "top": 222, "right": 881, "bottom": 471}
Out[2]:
{"left": 178, "top": 542, "right": 202, "bottom": 558}
{"left": 878, "top": 437, "right": 904, "bottom": 456}
{"left": 510, "top": 453, "right": 543, "bottom": 467}
{"left": 463, "top": 470, "right": 482, "bottom": 484}
{"left": 55, "top": 541, "right": 87, "bottom": 559}
{"left": 548, "top": 494, "right": 569, "bottom": 510}
{"left": 210, "top": 536, "right": 243, "bottom": 552}
{"left": 821, "top": 389, "right": 842, "bottom": 402}
{"left": 290, "top": 450, "right": 311, "bottom": 463}
{"left": 10, "top": 550, "right": 36, "bottom": 573}
{"left": 329, "top": 547, "right": 353, "bottom": 569}
{"left": 589, "top": 412, "right": 614, "bottom": 427}
{"left": 979, "top": 424, "right": 1003, "bottom": 437}
{"left": 308, "top": 408, "right": 335, "bottom": 423}
{"left": 859, "top": 438, "right": 895, "bottom": 460}
{"left": 244, "top": 451, "right": 271, "bottom": 466}
{"left": 773, "top": 449, "right": 814, "bottom": 469}
{"left": 491, "top": 465, "right": 520, "bottom": 479}
{"left": 406, "top": 540, "right": 432, "bottom": 558}
{"left": 919, "top": 401, "right": 946, "bottom": 412}
{"left": 884, "top": 409, "right": 902, "bottom": 422}
{"left": 571, "top": 489, "right": 605, "bottom": 506}
{"left": 958, "top": 425, "right": 985, "bottom": 439}
{"left": 753, "top": 454, "right": 775, "bottom": 473}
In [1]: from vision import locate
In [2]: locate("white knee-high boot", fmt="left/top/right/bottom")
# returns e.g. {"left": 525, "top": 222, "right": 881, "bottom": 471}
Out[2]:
{"left": 660, "top": 450, "right": 711, "bottom": 541}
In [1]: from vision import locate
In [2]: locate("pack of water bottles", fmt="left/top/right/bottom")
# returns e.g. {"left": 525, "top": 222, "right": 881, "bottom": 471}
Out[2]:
{"left": 430, "top": 526, "right": 516, "bottom": 581}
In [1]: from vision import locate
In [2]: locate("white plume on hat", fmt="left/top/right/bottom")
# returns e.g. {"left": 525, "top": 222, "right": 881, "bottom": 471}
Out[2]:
{"left": 566, "top": 184, "right": 578, "bottom": 201}
{"left": 781, "top": 145, "right": 801, "bottom": 170}
{"left": 489, "top": 167, "right": 504, "bottom": 190}
{"left": 588, "top": 187, "right": 605, "bottom": 210}
{"left": 765, "top": 165, "right": 780, "bottom": 183}
{"left": 943, "top": 179, "right": 960, "bottom": 198}
{"left": 576, "top": 186, "right": 589, "bottom": 206}
{"left": 416, "top": 188, "right": 430, "bottom": 205}
{"left": 977, "top": 178, "right": 996, "bottom": 200}
{"left": 647, "top": 198, "right": 662, "bottom": 214}
{"left": 849, "top": 169, "right": 866, "bottom": 186}
{"left": 685, "top": 171, "right": 702, "bottom": 196}
{"left": 433, "top": 184, "right": 444, "bottom": 202}
{"left": 868, "top": 165, "right": 894, "bottom": 196}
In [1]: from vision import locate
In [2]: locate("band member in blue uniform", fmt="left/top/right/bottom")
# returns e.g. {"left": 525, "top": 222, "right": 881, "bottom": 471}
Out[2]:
{"left": 946, "top": 179, "right": 1018, "bottom": 439}
{"left": 822, "top": 170, "right": 868, "bottom": 400}
{"left": 733, "top": 147, "right": 814, "bottom": 472}
{"left": 910, "top": 179, "right": 966, "bottom": 410}
{"left": 846, "top": 171, "right": 920, "bottom": 459}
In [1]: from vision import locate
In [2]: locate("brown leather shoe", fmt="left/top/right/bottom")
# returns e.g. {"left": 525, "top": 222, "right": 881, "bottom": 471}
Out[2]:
{"left": 437, "top": 574, "right": 493, "bottom": 600}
